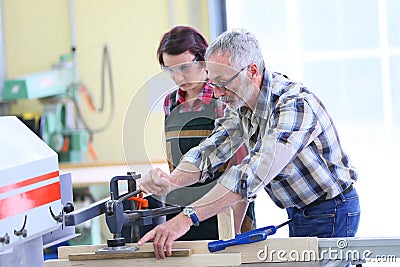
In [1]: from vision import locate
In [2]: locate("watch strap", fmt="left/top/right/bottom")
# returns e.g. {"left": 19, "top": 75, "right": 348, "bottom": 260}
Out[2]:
{"left": 189, "top": 212, "right": 200, "bottom": 227}
{"left": 183, "top": 206, "right": 200, "bottom": 227}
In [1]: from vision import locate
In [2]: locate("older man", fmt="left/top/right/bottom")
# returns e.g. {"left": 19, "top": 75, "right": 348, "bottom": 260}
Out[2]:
{"left": 137, "top": 29, "right": 360, "bottom": 259}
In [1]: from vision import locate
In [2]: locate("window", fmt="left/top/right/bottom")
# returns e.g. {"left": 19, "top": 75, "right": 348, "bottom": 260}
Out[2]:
{"left": 226, "top": 0, "right": 400, "bottom": 129}
{"left": 225, "top": 0, "right": 400, "bottom": 237}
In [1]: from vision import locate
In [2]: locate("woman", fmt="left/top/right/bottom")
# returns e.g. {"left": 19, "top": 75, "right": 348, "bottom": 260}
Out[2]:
{"left": 157, "top": 25, "right": 255, "bottom": 240}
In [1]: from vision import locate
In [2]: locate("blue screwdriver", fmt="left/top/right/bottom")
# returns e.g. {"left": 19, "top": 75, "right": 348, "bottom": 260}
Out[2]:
{"left": 208, "top": 219, "right": 292, "bottom": 253}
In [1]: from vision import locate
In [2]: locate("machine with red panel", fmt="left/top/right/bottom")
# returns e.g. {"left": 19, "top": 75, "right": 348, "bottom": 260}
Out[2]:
{"left": 0, "top": 116, "right": 74, "bottom": 267}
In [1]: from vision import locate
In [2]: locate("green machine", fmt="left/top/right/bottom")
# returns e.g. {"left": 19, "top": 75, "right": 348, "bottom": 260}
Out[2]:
{"left": 3, "top": 66, "right": 74, "bottom": 100}
{"left": 2, "top": 55, "right": 89, "bottom": 163}
{"left": 2, "top": 46, "right": 114, "bottom": 163}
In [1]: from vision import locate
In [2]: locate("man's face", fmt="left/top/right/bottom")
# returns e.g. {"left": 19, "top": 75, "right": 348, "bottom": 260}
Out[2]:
{"left": 206, "top": 54, "right": 254, "bottom": 110}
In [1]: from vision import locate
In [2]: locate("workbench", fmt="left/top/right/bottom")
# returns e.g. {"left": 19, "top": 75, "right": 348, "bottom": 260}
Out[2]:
{"left": 44, "top": 237, "right": 400, "bottom": 267}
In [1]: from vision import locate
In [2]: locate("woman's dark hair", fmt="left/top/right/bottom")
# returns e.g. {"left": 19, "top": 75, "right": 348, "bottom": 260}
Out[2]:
{"left": 157, "top": 25, "right": 208, "bottom": 66}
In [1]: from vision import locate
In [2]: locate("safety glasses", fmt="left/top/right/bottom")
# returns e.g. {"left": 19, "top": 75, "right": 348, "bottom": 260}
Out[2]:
{"left": 161, "top": 55, "right": 200, "bottom": 76}
{"left": 206, "top": 65, "right": 250, "bottom": 92}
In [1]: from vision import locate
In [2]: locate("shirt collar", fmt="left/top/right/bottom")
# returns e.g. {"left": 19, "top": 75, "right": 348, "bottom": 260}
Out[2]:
{"left": 176, "top": 80, "right": 214, "bottom": 105}
{"left": 239, "top": 70, "right": 273, "bottom": 120}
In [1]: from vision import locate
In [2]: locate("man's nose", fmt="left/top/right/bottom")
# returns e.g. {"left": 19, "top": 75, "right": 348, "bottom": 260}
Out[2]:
{"left": 213, "top": 86, "right": 226, "bottom": 98}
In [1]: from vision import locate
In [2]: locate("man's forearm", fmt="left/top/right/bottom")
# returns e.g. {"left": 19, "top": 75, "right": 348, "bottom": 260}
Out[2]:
{"left": 191, "top": 183, "right": 244, "bottom": 223}
{"left": 169, "top": 161, "right": 202, "bottom": 188}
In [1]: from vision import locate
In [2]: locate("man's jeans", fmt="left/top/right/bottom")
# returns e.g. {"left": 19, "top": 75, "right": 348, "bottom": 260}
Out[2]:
{"left": 286, "top": 188, "right": 360, "bottom": 238}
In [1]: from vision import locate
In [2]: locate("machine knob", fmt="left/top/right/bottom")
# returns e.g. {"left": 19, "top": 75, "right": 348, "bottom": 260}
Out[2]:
{"left": 63, "top": 202, "right": 75, "bottom": 213}
{"left": 0, "top": 233, "right": 10, "bottom": 244}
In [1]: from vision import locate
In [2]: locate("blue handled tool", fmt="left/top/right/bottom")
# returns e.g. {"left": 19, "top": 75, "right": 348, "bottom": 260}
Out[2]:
{"left": 208, "top": 219, "right": 292, "bottom": 253}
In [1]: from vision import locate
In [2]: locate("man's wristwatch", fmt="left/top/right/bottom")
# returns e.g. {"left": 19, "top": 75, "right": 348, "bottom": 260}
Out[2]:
{"left": 183, "top": 206, "right": 200, "bottom": 227}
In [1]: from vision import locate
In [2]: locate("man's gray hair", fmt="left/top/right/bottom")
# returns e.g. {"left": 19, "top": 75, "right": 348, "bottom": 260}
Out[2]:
{"left": 205, "top": 28, "right": 265, "bottom": 73}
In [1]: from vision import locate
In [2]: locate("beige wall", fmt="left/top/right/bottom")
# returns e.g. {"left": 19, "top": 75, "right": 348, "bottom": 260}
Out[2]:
{"left": 2, "top": 0, "right": 210, "bottom": 164}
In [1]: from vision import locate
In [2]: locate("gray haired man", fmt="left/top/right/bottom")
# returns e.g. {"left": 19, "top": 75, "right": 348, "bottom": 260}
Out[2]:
{"left": 137, "top": 29, "right": 360, "bottom": 259}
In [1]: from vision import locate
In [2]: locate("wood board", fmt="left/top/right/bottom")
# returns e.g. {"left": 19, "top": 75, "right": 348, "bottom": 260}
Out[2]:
{"left": 45, "top": 253, "right": 242, "bottom": 267}
{"left": 69, "top": 248, "right": 191, "bottom": 261}
{"left": 217, "top": 207, "right": 235, "bottom": 240}
{"left": 222, "top": 237, "right": 319, "bottom": 263}
{"left": 54, "top": 237, "right": 318, "bottom": 264}
{"left": 57, "top": 240, "right": 211, "bottom": 259}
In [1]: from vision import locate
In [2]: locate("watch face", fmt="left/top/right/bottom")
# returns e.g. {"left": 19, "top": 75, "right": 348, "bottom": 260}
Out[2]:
{"left": 183, "top": 206, "right": 195, "bottom": 215}
{"left": 183, "top": 206, "right": 199, "bottom": 226}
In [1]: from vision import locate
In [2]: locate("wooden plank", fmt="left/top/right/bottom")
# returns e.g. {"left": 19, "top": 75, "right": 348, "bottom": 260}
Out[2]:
{"left": 58, "top": 241, "right": 210, "bottom": 259}
{"left": 69, "top": 248, "right": 191, "bottom": 261}
{"left": 217, "top": 207, "right": 235, "bottom": 240}
{"left": 56, "top": 237, "right": 318, "bottom": 264}
{"left": 222, "top": 237, "right": 319, "bottom": 263}
{"left": 45, "top": 253, "right": 241, "bottom": 267}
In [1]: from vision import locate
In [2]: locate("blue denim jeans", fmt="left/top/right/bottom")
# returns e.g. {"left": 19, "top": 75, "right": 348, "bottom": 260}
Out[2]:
{"left": 286, "top": 188, "right": 360, "bottom": 238}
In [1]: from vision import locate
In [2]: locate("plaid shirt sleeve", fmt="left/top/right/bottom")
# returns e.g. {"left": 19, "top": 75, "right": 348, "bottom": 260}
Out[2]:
{"left": 182, "top": 71, "right": 356, "bottom": 207}
{"left": 180, "top": 106, "right": 246, "bottom": 183}
{"left": 182, "top": 85, "right": 325, "bottom": 202}
{"left": 219, "top": 95, "right": 321, "bottom": 203}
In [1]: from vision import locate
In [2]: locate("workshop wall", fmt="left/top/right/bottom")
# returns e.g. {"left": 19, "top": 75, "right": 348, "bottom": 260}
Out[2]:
{"left": 2, "top": 0, "right": 210, "bottom": 164}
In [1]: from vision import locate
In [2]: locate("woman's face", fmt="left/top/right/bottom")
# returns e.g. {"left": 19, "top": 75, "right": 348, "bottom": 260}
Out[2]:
{"left": 162, "top": 51, "right": 206, "bottom": 92}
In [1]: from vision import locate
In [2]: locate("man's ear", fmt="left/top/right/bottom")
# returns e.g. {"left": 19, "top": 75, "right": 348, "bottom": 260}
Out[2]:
{"left": 249, "top": 63, "right": 259, "bottom": 78}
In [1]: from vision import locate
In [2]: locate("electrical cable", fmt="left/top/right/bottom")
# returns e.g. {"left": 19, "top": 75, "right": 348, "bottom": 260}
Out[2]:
{"left": 71, "top": 44, "right": 115, "bottom": 141}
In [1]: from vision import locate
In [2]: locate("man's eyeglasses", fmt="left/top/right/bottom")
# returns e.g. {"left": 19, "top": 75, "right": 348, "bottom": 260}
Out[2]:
{"left": 206, "top": 65, "right": 250, "bottom": 92}
{"left": 161, "top": 55, "right": 199, "bottom": 76}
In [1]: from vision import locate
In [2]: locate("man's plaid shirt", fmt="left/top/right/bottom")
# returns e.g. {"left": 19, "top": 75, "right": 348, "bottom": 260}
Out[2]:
{"left": 181, "top": 70, "right": 358, "bottom": 209}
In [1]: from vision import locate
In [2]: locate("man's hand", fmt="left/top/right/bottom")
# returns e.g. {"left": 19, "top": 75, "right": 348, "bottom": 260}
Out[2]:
{"left": 136, "top": 168, "right": 174, "bottom": 195}
{"left": 137, "top": 213, "right": 192, "bottom": 259}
